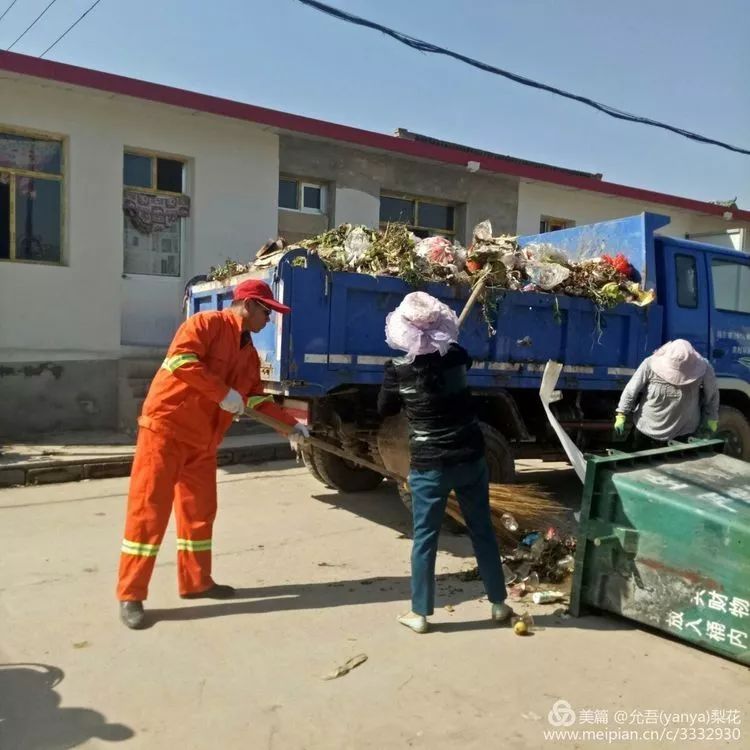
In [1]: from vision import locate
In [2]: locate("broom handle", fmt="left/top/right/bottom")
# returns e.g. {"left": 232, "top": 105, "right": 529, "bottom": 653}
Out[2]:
{"left": 458, "top": 273, "right": 489, "bottom": 328}
{"left": 243, "top": 276, "right": 487, "bottom": 484}
{"left": 241, "top": 408, "right": 404, "bottom": 481}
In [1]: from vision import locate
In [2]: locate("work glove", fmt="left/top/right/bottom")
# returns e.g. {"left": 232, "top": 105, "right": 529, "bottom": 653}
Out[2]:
{"left": 613, "top": 413, "right": 627, "bottom": 436}
{"left": 219, "top": 388, "right": 245, "bottom": 416}
{"left": 698, "top": 419, "right": 719, "bottom": 437}
{"left": 288, "top": 422, "right": 310, "bottom": 452}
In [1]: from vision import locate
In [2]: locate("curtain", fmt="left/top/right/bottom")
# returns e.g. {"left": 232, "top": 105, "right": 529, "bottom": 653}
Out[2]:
{"left": 123, "top": 189, "right": 190, "bottom": 234}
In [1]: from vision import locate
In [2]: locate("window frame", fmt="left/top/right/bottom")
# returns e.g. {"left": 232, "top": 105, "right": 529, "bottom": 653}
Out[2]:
{"left": 674, "top": 253, "right": 699, "bottom": 309}
{"left": 379, "top": 192, "right": 456, "bottom": 237}
{"left": 123, "top": 147, "right": 188, "bottom": 278}
{"left": 0, "top": 125, "right": 65, "bottom": 266}
{"left": 539, "top": 215, "right": 575, "bottom": 233}
{"left": 710, "top": 257, "right": 750, "bottom": 316}
{"left": 123, "top": 148, "right": 186, "bottom": 196}
{"left": 278, "top": 176, "right": 327, "bottom": 214}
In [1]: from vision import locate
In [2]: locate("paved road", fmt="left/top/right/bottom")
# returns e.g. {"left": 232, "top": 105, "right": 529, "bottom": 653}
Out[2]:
{"left": 0, "top": 461, "right": 746, "bottom": 749}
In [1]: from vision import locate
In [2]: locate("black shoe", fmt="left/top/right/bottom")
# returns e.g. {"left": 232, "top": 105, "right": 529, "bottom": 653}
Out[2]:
{"left": 120, "top": 601, "right": 146, "bottom": 629}
{"left": 180, "top": 583, "right": 236, "bottom": 600}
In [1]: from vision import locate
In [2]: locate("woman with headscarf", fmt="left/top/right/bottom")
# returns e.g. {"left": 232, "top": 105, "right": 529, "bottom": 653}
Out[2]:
{"left": 614, "top": 339, "right": 719, "bottom": 449}
{"left": 377, "top": 292, "right": 511, "bottom": 634}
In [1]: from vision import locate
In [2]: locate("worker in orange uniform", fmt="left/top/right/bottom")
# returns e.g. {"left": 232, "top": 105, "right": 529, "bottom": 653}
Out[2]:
{"left": 117, "top": 279, "right": 308, "bottom": 629}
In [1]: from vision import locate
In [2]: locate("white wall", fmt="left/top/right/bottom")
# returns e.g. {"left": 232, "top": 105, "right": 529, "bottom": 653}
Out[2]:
{"left": 0, "top": 74, "right": 279, "bottom": 360}
{"left": 333, "top": 186, "right": 380, "bottom": 227}
{"left": 517, "top": 180, "right": 750, "bottom": 246}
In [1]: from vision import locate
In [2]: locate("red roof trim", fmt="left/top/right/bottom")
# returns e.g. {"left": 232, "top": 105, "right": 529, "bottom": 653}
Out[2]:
{"left": 2, "top": 51, "right": 748, "bottom": 222}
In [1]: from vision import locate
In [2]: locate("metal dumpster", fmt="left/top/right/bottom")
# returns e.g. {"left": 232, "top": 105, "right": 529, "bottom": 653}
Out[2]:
{"left": 571, "top": 439, "right": 750, "bottom": 665}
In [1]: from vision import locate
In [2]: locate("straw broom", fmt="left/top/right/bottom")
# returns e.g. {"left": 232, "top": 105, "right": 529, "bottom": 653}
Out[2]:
{"left": 242, "top": 274, "right": 571, "bottom": 537}
{"left": 445, "top": 483, "right": 569, "bottom": 546}
{"left": 244, "top": 408, "right": 569, "bottom": 541}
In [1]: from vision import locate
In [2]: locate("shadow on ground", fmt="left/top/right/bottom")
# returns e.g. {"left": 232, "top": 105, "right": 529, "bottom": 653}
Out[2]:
{"left": 145, "top": 574, "right": 634, "bottom": 636}
{"left": 0, "top": 663, "right": 134, "bottom": 750}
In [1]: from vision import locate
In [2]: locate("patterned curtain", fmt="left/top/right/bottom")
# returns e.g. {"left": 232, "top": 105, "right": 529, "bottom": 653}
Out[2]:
{"left": 123, "top": 189, "right": 190, "bottom": 234}
{"left": 0, "top": 138, "right": 60, "bottom": 173}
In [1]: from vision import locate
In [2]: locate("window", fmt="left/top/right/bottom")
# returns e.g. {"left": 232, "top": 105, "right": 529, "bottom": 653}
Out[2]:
{"left": 123, "top": 151, "right": 186, "bottom": 277}
{"left": 711, "top": 258, "right": 750, "bottom": 314}
{"left": 675, "top": 254, "right": 698, "bottom": 308}
{"left": 540, "top": 216, "right": 575, "bottom": 233}
{"left": 0, "top": 130, "right": 63, "bottom": 264}
{"left": 123, "top": 152, "right": 184, "bottom": 193}
{"left": 379, "top": 194, "right": 455, "bottom": 238}
{"left": 278, "top": 177, "right": 326, "bottom": 213}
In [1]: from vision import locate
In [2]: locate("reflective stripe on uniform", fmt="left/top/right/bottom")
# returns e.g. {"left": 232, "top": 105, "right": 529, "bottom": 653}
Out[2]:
{"left": 246, "top": 395, "right": 273, "bottom": 410}
{"left": 161, "top": 353, "right": 199, "bottom": 373}
{"left": 176, "top": 538, "right": 212, "bottom": 552}
{"left": 121, "top": 539, "right": 160, "bottom": 556}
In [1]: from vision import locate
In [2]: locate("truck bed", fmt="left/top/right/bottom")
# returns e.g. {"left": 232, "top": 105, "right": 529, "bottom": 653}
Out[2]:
{"left": 189, "top": 213, "right": 668, "bottom": 397}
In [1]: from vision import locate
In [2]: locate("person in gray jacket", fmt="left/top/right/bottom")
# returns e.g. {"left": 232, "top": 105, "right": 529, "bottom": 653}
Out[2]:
{"left": 614, "top": 339, "right": 719, "bottom": 449}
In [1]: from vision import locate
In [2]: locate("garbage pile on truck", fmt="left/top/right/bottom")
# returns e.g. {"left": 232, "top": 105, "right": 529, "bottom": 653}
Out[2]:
{"left": 208, "top": 221, "right": 655, "bottom": 311}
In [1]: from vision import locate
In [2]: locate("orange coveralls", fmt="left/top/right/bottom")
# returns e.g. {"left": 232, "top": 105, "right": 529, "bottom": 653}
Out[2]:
{"left": 117, "top": 309, "right": 296, "bottom": 601}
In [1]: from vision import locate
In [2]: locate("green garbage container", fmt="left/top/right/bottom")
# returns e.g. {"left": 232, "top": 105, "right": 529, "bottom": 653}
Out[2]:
{"left": 571, "top": 439, "right": 749, "bottom": 665}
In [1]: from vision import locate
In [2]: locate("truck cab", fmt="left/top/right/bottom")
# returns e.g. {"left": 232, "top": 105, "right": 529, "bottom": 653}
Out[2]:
{"left": 657, "top": 235, "right": 750, "bottom": 456}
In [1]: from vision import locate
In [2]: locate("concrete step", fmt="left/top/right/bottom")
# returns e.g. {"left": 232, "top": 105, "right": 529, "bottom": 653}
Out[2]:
{"left": 118, "top": 357, "right": 162, "bottom": 380}
{"left": 226, "top": 420, "right": 275, "bottom": 437}
{"left": 121, "top": 376, "right": 151, "bottom": 399}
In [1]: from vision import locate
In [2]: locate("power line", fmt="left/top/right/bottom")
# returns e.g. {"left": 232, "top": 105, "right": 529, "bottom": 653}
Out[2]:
{"left": 7, "top": 0, "right": 58, "bottom": 51}
{"left": 0, "top": 0, "right": 21, "bottom": 26}
{"left": 297, "top": 0, "right": 750, "bottom": 157}
{"left": 40, "top": 0, "right": 104, "bottom": 58}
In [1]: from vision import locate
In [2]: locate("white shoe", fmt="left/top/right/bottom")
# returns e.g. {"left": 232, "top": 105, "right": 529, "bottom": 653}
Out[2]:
{"left": 398, "top": 611, "right": 429, "bottom": 634}
{"left": 491, "top": 602, "right": 513, "bottom": 623}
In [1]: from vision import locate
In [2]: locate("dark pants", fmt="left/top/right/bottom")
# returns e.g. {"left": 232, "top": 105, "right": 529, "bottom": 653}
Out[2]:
{"left": 631, "top": 429, "right": 693, "bottom": 452}
{"left": 407, "top": 457, "right": 507, "bottom": 616}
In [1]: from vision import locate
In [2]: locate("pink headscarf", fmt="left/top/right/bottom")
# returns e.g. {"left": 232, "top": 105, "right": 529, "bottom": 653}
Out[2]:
{"left": 650, "top": 339, "right": 707, "bottom": 386}
{"left": 385, "top": 292, "right": 459, "bottom": 363}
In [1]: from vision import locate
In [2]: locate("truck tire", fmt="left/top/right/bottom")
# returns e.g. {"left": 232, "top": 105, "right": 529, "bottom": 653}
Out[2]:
{"left": 480, "top": 422, "right": 516, "bottom": 484}
{"left": 301, "top": 447, "right": 330, "bottom": 488}
{"left": 398, "top": 422, "right": 516, "bottom": 533}
{"left": 309, "top": 445, "right": 384, "bottom": 492}
{"left": 717, "top": 405, "right": 750, "bottom": 461}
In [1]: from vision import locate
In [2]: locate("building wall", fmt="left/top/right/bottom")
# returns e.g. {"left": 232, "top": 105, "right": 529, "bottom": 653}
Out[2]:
{"left": 517, "top": 180, "right": 750, "bottom": 246}
{"left": 0, "top": 74, "right": 279, "bottom": 435}
{"left": 279, "top": 135, "right": 519, "bottom": 244}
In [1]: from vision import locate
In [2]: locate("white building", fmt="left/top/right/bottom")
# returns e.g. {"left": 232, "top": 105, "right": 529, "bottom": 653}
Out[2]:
{"left": 2, "top": 52, "right": 748, "bottom": 437}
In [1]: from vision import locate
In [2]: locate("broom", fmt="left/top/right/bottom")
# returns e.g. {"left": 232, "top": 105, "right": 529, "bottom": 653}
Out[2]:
{"left": 243, "top": 407, "right": 567, "bottom": 536}
{"left": 242, "top": 273, "right": 569, "bottom": 534}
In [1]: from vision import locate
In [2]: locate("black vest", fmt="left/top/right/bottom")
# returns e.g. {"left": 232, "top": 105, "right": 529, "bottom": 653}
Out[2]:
{"left": 392, "top": 344, "right": 484, "bottom": 470}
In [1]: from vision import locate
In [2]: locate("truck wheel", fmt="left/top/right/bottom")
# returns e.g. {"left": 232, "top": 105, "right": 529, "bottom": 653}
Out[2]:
{"left": 717, "top": 405, "right": 750, "bottom": 461}
{"left": 479, "top": 422, "right": 516, "bottom": 484}
{"left": 310, "top": 446, "right": 384, "bottom": 492}
{"left": 301, "top": 447, "right": 330, "bottom": 488}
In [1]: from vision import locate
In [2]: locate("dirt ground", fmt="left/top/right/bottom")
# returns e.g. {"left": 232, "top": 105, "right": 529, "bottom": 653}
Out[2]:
{"left": 0, "top": 460, "right": 746, "bottom": 750}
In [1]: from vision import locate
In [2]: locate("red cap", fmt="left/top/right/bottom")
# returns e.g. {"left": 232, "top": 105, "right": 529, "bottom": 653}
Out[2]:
{"left": 233, "top": 279, "right": 291, "bottom": 314}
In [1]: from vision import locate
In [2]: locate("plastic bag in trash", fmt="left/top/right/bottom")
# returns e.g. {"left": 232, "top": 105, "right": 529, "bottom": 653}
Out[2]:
{"left": 499, "top": 251, "right": 519, "bottom": 271}
{"left": 414, "top": 236, "right": 455, "bottom": 266}
{"left": 473, "top": 220, "right": 493, "bottom": 242}
{"left": 525, "top": 261, "right": 571, "bottom": 290}
{"left": 344, "top": 227, "right": 371, "bottom": 267}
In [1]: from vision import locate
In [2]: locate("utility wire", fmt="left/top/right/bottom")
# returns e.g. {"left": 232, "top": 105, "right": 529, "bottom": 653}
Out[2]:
{"left": 0, "top": 0, "right": 20, "bottom": 26}
{"left": 40, "top": 0, "right": 103, "bottom": 57}
{"left": 7, "top": 0, "right": 58, "bottom": 51}
{"left": 297, "top": 0, "right": 750, "bottom": 157}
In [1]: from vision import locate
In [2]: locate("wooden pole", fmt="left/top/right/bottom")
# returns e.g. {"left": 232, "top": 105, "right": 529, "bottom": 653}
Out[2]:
{"left": 243, "top": 273, "right": 490, "bottom": 482}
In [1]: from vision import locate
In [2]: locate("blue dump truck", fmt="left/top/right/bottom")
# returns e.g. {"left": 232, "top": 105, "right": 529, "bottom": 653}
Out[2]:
{"left": 189, "top": 213, "right": 750, "bottom": 493}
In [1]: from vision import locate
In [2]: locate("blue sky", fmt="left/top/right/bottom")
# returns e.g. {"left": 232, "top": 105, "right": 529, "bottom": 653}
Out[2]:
{"left": 3, "top": 0, "right": 748, "bottom": 205}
